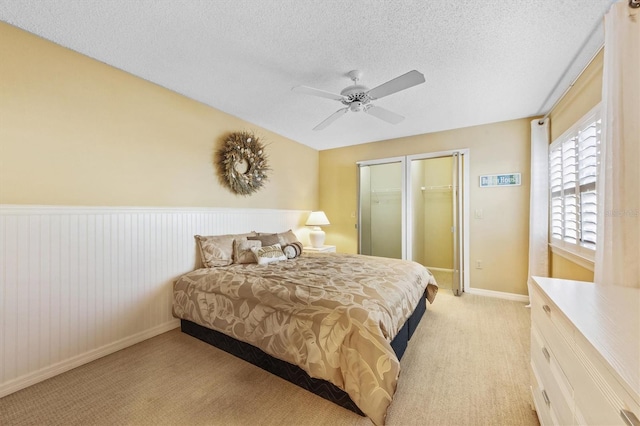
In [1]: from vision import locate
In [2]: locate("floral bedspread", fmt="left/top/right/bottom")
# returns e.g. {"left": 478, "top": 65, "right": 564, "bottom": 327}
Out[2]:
{"left": 173, "top": 252, "right": 437, "bottom": 425}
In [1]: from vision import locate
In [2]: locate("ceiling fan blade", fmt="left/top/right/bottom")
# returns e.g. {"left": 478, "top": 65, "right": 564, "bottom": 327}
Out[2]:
{"left": 365, "top": 105, "right": 405, "bottom": 124}
{"left": 292, "top": 85, "right": 346, "bottom": 101}
{"left": 366, "top": 70, "right": 425, "bottom": 100}
{"left": 313, "top": 108, "right": 349, "bottom": 130}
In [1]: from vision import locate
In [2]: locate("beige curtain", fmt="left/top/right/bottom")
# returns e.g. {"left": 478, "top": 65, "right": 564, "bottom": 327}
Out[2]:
{"left": 594, "top": 1, "right": 640, "bottom": 288}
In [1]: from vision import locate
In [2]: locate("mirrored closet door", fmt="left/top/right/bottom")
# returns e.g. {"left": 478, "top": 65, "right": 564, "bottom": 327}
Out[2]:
{"left": 357, "top": 158, "right": 405, "bottom": 260}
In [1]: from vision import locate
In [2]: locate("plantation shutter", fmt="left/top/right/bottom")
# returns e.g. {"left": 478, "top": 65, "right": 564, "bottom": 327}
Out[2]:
{"left": 578, "top": 119, "right": 600, "bottom": 249}
{"left": 548, "top": 105, "right": 601, "bottom": 253}
{"left": 550, "top": 146, "right": 563, "bottom": 240}
{"left": 562, "top": 136, "right": 579, "bottom": 244}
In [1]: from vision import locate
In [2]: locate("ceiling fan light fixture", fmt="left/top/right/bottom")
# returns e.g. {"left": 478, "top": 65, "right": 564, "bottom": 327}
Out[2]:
{"left": 349, "top": 102, "right": 365, "bottom": 112}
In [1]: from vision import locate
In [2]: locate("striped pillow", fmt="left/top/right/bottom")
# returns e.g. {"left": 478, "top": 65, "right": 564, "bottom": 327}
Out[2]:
{"left": 282, "top": 241, "right": 303, "bottom": 259}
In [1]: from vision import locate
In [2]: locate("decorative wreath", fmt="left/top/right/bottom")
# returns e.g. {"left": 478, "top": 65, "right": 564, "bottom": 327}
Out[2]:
{"left": 218, "top": 131, "right": 269, "bottom": 196}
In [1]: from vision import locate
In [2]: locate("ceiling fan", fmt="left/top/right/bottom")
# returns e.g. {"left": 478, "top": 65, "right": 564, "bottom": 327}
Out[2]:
{"left": 292, "top": 69, "right": 425, "bottom": 130}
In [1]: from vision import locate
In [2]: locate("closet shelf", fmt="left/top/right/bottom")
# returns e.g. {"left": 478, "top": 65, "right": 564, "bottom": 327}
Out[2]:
{"left": 421, "top": 185, "right": 453, "bottom": 192}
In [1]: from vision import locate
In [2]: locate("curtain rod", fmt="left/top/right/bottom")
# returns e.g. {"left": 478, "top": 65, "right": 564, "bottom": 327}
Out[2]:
{"left": 536, "top": 16, "right": 604, "bottom": 125}
{"left": 536, "top": 44, "right": 603, "bottom": 125}
{"left": 537, "top": 0, "right": 637, "bottom": 125}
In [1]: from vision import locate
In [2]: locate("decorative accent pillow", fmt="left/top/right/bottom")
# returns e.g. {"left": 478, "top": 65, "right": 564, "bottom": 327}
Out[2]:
{"left": 233, "top": 238, "right": 262, "bottom": 264}
{"left": 277, "top": 229, "right": 301, "bottom": 246}
{"left": 248, "top": 234, "right": 280, "bottom": 247}
{"left": 250, "top": 243, "right": 287, "bottom": 265}
{"left": 195, "top": 233, "right": 256, "bottom": 267}
{"left": 282, "top": 241, "right": 303, "bottom": 259}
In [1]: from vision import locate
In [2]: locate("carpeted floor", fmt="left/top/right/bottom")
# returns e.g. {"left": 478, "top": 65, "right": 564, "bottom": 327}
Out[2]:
{"left": 0, "top": 292, "right": 540, "bottom": 426}
{"left": 429, "top": 270, "right": 453, "bottom": 289}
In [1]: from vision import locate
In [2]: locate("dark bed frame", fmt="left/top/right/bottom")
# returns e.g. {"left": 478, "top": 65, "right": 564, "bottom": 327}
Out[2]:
{"left": 181, "top": 290, "right": 428, "bottom": 416}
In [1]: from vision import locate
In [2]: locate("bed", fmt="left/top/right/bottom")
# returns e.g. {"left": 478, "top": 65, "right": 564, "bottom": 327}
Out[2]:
{"left": 172, "top": 233, "right": 437, "bottom": 425}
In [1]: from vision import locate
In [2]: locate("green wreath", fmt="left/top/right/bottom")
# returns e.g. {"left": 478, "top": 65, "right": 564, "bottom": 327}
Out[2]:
{"left": 218, "top": 131, "right": 269, "bottom": 195}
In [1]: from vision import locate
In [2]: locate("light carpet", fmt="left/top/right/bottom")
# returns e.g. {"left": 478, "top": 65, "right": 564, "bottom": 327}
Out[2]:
{"left": 0, "top": 292, "right": 540, "bottom": 425}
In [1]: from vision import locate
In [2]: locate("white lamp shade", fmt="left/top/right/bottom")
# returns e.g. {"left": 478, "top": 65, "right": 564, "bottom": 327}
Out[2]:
{"left": 306, "top": 211, "right": 330, "bottom": 248}
{"left": 305, "top": 211, "right": 330, "bottom": 226}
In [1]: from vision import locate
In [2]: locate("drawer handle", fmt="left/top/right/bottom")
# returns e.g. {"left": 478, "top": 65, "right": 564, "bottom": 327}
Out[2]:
{"left": 621, "top": 409, "right": 640, "bottom": 426}
{"left": 542, "top": 304, "right": 551, "bottom": 314}
{"left": 542, "top": 390, "right": 550, "bottom": 406}
{"left": 542, "top": 347, "right": 550, "bottom": 362}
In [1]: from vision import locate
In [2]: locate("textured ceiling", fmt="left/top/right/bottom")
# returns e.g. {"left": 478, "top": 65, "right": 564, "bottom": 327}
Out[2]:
{"left": 0, "top": 0, "right": 615, "bottom": 150}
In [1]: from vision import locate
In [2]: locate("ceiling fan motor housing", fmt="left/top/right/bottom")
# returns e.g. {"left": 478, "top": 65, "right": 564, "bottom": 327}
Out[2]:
{"left": 340, "top": 85, "right": 370, "bottom": 108}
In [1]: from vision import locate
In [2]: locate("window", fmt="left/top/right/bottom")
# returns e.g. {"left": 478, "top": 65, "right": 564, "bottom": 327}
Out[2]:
{"left": 549, "top": 104, "right": 601, "bottom": 260}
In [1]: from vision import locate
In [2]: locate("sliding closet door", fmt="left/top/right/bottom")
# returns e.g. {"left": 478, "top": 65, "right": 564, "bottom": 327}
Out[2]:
{"left": 407, "top": 151, "right": 465, "bottom": 295}
{"left": 358, "top": 158, "right": 405, "bottom": 259}
{"left": 358, "top": 152, "right": 467, "bottom": 295}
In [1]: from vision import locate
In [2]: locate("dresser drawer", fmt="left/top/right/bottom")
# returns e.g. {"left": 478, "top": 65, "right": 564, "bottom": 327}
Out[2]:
{"left": 573, "top": 332, "right": 640, "bottom": 426}
{"left": 531, "top": 285, "right": 574, "bottom": 350}
{"left": 531, "top": 360, "right": 555, "bottom": 426}
{"left": 531, "top": 286, "right": 583, "bottom": 384}
{"left": 531, "top": 325, "right": 575, "bottom": 425}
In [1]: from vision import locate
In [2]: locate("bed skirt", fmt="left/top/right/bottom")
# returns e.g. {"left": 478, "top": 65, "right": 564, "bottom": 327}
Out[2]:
{"left": 180, "top": 290, "right": 427, "bottom": 416}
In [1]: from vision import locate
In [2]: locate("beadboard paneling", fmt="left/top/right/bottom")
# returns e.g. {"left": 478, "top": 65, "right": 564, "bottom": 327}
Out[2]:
{"left": 0, "top": 205, "right": 309, "bottom": 397}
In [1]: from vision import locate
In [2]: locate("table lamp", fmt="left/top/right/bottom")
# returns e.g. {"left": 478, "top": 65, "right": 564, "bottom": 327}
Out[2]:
{"left": 305, "top": 211, "right": 330, "bottom": 248}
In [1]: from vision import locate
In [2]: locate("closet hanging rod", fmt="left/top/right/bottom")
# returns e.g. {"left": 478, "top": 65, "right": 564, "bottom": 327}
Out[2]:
{"left": 421, "top": 185, "right": 452, "bottom": 191}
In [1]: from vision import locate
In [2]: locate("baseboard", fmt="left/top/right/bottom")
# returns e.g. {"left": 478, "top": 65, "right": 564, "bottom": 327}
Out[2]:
{"left": 0, "top": 319, "right": 180, "bottom": 399}
{"left": 466, "top": 287, "right": 530, "bottom": 303}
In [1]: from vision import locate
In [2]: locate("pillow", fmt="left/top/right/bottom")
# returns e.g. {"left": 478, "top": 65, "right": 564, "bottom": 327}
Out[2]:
{"left": 251, "top": 243, "right": 287, "bottom": 265}
{"left": 282, "top": 241, "right": 303, "bottom": 259}
{"left": 253, "top": 230, "right": 301, "bottom": 246}
{"left": 277, "top": 229, "right": 301, "bottom": 246}
{"left": 248, "top": 234, "right": 280, "bottom": 247}
{"left": 233, "top": 238, "right": 262, "bottom": 264}
{"left": 195, "top": 233, "right": 256, "bottom": 267}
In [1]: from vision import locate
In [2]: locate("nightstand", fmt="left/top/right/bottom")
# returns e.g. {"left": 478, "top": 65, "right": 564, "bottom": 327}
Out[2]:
{"left": 304, "top": 245, "right": 336, "bottom": 253}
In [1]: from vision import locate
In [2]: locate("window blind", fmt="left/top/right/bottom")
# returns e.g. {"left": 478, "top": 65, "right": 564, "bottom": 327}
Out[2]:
{"left": 549, "top": 105, "right": 601, "bottom": 254}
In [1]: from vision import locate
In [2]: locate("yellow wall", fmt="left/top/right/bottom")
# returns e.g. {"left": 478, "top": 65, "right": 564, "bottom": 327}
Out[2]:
{"left": 550, "top": 254, "right": 594, "bottom": 282}
{"left": 547, "top": 49, "right": 603, "bottom": 282}
{"left": 549, "top": 49, "right": 603, "bottom": 141}
{"left": 420, "top": 156, "right": 454, "bottom": 269}
{"left": 0, "top": 22, "right": 318, "bottom": 209}
{"left": 320, "top": 118, "right": 532, "bottom": 295}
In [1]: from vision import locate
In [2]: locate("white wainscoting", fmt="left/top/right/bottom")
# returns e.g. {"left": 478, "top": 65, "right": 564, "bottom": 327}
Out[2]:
{"left": 0, "top": 205, "right": 309, "bottom": 397}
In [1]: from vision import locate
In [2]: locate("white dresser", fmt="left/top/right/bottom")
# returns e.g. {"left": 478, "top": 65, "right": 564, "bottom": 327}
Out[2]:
{"left": 530, "top": 277, "right": 640, "bottom": 426}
